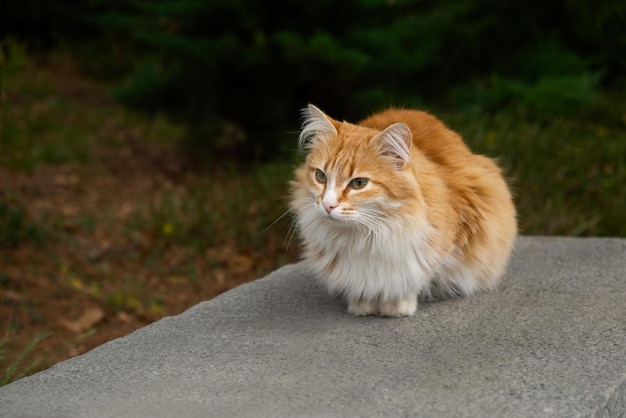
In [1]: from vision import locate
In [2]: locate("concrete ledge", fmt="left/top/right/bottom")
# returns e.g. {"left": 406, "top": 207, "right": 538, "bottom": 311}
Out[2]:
{"left": 1, "top": 237, "right": 625, "bottom": 417}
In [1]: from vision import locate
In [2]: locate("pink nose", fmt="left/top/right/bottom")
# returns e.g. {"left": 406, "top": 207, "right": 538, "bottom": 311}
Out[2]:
{"left": 323, "top": 202, "right": 338, "bottom": 214}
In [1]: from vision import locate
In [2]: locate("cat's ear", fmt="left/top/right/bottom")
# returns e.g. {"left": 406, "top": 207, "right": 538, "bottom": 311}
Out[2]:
{"left": 375, "top": 123, "right": 412, "bottom": 169}
{"left": 298, "top": 104, "right": 341, "bottom": 150}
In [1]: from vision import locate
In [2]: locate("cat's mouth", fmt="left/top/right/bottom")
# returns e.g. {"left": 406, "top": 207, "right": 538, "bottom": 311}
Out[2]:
{"left": 324, "top": 211, "right": 356, "bottom": 223}
{"left": 317, "top": 204, "right": 358, "bottom": 223}
{"left": 319, "top": 208, "right": 343, "bottom": 222}
{"left": 325, "top": 213, "right": 342, "bottom": 221}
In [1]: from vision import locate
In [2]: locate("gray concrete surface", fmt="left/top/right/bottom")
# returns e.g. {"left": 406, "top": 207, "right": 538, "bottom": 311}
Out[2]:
{"left": 1, "top": 237, "right": 625, "bottom": 417}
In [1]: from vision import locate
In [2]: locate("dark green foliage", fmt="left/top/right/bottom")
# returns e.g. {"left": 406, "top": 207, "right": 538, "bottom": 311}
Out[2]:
{"left": 3, "top": 0, "right": 121, "bottom": 49}
{"left": 4, "top": 0, "right": 625, "bottom": 161}
{"left": 113, "top": 1, "right": 626, "bottom": 160}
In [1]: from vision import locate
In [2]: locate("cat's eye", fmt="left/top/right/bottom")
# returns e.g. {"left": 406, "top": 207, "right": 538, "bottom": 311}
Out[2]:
{"left": 349, "top": 178, "right": 369, "bottom": 189}
{"left": 314, "top": 169, "right": 327, "bottom": 183}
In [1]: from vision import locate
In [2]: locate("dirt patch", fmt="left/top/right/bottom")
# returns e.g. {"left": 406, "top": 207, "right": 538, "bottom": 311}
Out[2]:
{"left": 0, "top": 135, "right": 298, "bottom": 382}
{"left": 0, "top": 51, "right": 301, "bottom": 382}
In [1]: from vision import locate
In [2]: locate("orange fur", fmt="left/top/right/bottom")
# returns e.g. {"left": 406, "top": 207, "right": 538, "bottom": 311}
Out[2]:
{"left": 290, "top": 105, "right": 517, "bottom": 317}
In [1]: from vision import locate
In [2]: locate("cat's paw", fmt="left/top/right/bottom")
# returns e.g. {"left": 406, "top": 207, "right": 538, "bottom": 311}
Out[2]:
{"left": 348, "top": 299, "right": 378, "bottom": 316}
{"left": 378, "top": 298, "right": 417, "bottom": 317}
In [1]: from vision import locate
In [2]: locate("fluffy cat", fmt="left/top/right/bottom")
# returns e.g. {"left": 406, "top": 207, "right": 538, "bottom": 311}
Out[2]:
{"left": 290, "top": 104, "right": 517, "bottom": 317}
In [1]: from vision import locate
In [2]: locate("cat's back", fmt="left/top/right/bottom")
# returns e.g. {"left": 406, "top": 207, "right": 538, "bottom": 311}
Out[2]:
{"left": 359, "top": 108, "right": 474, "bottom": 167}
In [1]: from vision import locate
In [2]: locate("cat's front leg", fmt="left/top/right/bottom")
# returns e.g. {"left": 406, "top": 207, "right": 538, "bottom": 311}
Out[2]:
{"left": 378, "top": 296, "right": 417, "bottom": 317}
{"left": 347, "top": 298, "right": 379, "bottom": 316}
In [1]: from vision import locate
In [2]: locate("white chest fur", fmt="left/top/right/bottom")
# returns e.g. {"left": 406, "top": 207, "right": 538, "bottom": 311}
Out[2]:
{"left": 299, "top": 209, "right": 440, "bottom": 303}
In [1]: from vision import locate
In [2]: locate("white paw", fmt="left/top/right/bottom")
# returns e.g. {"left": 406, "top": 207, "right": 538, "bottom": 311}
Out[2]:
{"left": 348, "top": 299, "right": 378, "bottom": 316}
{"left": 378, "top": 298, "right": 417, "bottom": 317}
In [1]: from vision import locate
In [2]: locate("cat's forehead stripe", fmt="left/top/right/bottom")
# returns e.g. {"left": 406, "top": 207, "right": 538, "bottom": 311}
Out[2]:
{"left": 309, "top": 125, "right": 380, "bottom": 180}
{"left": 327, "top": 141, "right": 363, "bottom": 177}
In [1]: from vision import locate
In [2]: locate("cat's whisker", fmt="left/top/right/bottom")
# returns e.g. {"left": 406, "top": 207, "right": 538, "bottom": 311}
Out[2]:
{"left": 258, "top": 209, "right": 292, "bottom": 236}
{"left": 284, "top": 220, "right": 298, "bottom": 254}
{"left": 354, "top": 218, "right": 369, "bottom": 237}
{"left": 358, "top": 212, "right": 386, "bottom": 232}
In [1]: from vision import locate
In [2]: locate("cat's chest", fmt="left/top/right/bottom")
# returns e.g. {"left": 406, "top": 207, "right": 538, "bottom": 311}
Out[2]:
{"left": 307, "top": 230, "right": 438, "bottom": 284}
{"left": 311, "top": 227, "right": 420, "bottom": 259}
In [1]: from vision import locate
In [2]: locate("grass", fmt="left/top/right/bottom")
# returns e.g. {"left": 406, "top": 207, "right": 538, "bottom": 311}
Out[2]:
{"left": 1, "top": 41, "right": 625, "bottom": 387}
{"left": 1, "top": 42, "right": 185, "bottom": 172}
{"left": 132, "top": 162, "right": 294, "bottom": 253}
{"left": 0, "top": 332, "right": 52, "bottom": 386}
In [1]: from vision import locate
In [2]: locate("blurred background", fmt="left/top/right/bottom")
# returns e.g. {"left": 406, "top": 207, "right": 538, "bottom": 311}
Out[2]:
{"left": 1, "top": 0, "right": 625, "bottom": 384}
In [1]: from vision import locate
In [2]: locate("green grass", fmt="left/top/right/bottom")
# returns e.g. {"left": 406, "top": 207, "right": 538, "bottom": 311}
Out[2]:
{"left": 0, "top": 332, "right": 52, "bottom": 386}
{"left": 1, "top": 43, "right": 92, "bottom": 170}
{"left": 130, "top": 161, "right": 295, "bottom": 255}
{"left": 1, "top": 42, "right": 184, "bottom": 172}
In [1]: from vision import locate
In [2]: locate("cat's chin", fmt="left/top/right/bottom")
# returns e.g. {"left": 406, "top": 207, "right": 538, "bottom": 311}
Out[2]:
{"left": 319, "top": 212, "right": 357, "bottom": 224}
{"left": 314, "top": 208, "right": 345, "bottom": 222}
{"left": 320, "top": 215, "right": 345, "bottom": 223}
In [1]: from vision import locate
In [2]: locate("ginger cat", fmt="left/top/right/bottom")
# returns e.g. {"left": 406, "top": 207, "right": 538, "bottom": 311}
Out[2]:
{"left": 290, "top": 104, "right": 517, "bottom": 317}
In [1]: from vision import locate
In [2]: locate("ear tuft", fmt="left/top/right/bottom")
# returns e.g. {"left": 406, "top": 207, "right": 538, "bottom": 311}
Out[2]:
{"left": 298, "top": 104, "right": 338, "bottom": 150}
{"left": 375, "top": 123, "right": 412, "bottom": 169}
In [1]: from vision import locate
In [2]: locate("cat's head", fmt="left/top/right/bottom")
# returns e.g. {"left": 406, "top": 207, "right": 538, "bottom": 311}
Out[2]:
{"left": 291, "top": 104, "right": 416, "bottom": 227}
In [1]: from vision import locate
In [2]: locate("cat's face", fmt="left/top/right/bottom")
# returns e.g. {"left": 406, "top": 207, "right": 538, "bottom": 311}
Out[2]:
{"left": 303, "top": 138, "right": 388, "bottom": 223}
{"left": 292, "top": 105, "right": 415, "bottom": 228}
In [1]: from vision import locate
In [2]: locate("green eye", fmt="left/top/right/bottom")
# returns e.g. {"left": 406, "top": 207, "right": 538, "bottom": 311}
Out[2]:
{"left": 349, "top": 178, "right": 369, "bottom": 189}
{"left": 315, "top": 169, "right": 327, "bottom": 183}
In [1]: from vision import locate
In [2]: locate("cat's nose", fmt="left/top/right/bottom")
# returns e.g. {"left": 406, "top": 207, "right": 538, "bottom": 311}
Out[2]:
{"left": 323, "top": 202, "right": 338, "bottom": 214}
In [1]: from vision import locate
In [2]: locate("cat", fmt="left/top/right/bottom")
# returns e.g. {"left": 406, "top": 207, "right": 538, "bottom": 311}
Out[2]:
{"left": 290, "top": 104, "right": 517, "bottom": 317}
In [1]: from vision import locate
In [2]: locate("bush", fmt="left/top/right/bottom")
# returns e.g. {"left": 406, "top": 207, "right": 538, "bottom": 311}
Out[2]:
{"left": 5, "top": 0, "right": 625, "bottom": 162}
